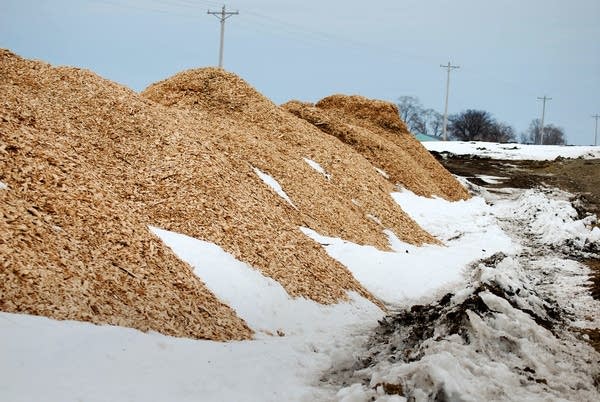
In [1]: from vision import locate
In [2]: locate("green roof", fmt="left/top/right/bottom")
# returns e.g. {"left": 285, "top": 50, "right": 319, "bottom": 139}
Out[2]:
{"left": 414, "top": 133, "right": 440, "bottom": 142}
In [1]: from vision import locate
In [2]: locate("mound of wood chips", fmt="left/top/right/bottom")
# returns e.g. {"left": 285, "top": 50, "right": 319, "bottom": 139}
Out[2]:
{"left": 283, "top": 95, "right": 470, "bottom": 201}
{"left": 142, "top": 68, "right": 435, "bottom": 252}
{"left": 1, "top": 50, "right": 456, "bottom": 340}
{"left": 0, "top": 49, "right": 252, "bottom": 340}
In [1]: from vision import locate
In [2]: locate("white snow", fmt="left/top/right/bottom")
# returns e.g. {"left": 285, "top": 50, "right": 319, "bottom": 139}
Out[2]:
{"left": 336, "top": 187, "right": 600, "bottom": 401}
{"left": 253, "top": 167, "right": 296, "bottom": 208}
{"left": 475, "top": 174, "right": 507, "bottom": 184}
{"left": 0, "top": 310, "right": 376, "bottom": 402}
{"left": 493, "top": 188, "right": 599, "bottom": 249}
{"left": 301, "top": 190, "right": 515, "bottom": 306}
{"left": 338, "top": 257, "right": 600, "bottom": 402}
{"left": 150, "top": 226, "right": 382, "bottom": 336}
{"left": 424, "top": 140, "right": 600, "bottom": 160}
{"left": 303, "top": 157, "right": 331, "bottom": 180}
{"left": 3, "top": 163, "right": 599, "bottom": 401}
{"left": 0, "top": 181, "right": 7, "bottom": 190}
{"left": 374, "top": 167, "right": 390, "bottom": 179}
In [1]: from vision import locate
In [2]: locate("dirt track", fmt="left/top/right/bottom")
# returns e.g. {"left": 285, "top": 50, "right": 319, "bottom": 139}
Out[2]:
{"left": 431, "top": 153, "right": 600, "bottom": 218}
{"left": 431, "top": 152, "right": 600, "bottom": 351}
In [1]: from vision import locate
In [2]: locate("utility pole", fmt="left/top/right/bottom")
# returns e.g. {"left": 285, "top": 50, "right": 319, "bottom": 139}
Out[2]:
{"left": 536, "top": 96, "right": 552, "bottom": 145}
{"left": 440, "top": 62, "right": 460, "bottom": 141}
{"left": 593, "top": 114, "right": 600, "bottom": 146}
{"left": 207, "top": 5, "right": 239, "bottom": 68}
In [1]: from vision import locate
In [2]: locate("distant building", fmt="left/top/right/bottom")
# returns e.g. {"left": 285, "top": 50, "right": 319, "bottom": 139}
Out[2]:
{"left": 414, "top": 133, "right": 440, "bottom": 142}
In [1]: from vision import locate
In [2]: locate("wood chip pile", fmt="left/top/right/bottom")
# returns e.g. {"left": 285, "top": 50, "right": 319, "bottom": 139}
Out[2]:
{"left": 1, "top": 50, "right": 455, "bottom": 340}
{"left": 142, "top": 68, "right": 435, "bottom": 253}
{"left": 283, "top": 95, "right": 470, "bottom": 201}
{"left": 0, "top": 49, "right": 253, "bottom": 340}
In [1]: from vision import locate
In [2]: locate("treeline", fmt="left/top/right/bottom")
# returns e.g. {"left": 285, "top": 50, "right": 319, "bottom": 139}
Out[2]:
{"left": 397, "top": 96, "right": 566, "bottom": 145}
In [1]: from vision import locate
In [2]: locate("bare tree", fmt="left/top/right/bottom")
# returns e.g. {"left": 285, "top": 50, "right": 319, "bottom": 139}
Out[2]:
{"left": 449, "top": 110, "right": 494, "bottom": 141}
{"left": 521, "top": 119, "right": 566, "bottom": 145}
{"left": 397, "top": 97, "right": 444, "bottom": 137}
{"left": 397, "top": 96, "right": 426, "bottom": 134}
{"left": 422, "top": 109, "right": 444, "bottom": 137}
{"left": 449, "top": 109, "right": 515, "bottom": 143}
{"left": 487, "top": 122, "right": 516, "bottom": 143}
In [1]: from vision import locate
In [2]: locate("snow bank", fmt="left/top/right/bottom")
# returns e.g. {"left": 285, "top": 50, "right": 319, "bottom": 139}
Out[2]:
{"left": 337, "top": 255, "right": 600, "bottom": 402}
{"left": 253, "top": 167, "right": 296, "bottom": 208}
{"left": 494, "top": 188, "right": 599, "bottom": 250}
{"left": 302, "top": 190, "right": 515, "bottom": 306}
{"left": 334, "top": 187, "right": 600, "bottom": 401}
{"left": 151, "top": 227, "right": 382, "bottom": 336}
{"left": 0, "top": 310, "right": 375, "bottom": 402}
{"left": 424, "top": 141, "right": 600, "bottom": 160}
{"left": 1, "top": 229, "right": 384, "bottom": 402}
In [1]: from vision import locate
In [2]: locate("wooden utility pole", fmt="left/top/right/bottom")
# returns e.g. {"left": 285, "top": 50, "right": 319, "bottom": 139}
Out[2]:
{"left": 536, "top": 96, "right": 552, "bottom": 145}
{"left": 593, "top": 114, "right": 600, "bottom": 146}
{"left": 207, "top": 5, "right": 239, "bottom": 68}
{"left": 440, "top": 62, "right": 460, "bottom": 141}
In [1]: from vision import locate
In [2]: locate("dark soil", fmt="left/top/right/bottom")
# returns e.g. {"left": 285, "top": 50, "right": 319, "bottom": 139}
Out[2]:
{"left": 431, "top": 152, "right": 600, "bottom": 351}
{"left": 431, "top": 153, "right": 600, "bottom": 218}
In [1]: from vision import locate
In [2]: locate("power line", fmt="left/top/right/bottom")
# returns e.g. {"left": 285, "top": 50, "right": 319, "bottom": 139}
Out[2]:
{"left": 207, "top": 5, "right": 239, "bottom": 68}
{"left": 440, "top": 62, "right": 460, "bottom": 141}
{"left": 537, "top": 96, "right": 552, "bottom": 145}
{"left": 592, "top": 114, "right": 600, "bottom": 146}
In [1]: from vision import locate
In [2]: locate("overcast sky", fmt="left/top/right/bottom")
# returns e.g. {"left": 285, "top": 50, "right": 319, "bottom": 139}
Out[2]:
{"left": 2, "top": 0, "right": 599, "bottom": 145}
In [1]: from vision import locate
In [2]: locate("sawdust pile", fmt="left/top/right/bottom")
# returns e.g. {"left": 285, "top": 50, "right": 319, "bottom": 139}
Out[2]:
{"left": 1, "top": 50, "right": 452, "bottom": 340}
{"left": 283, "top": 95, "right": 469, "bottom": 201}
{"left": 142, "top": 68, "right": 435, "bottom": 253}
{"left": 0, "top": 49, "right": 252, "bottom": 340}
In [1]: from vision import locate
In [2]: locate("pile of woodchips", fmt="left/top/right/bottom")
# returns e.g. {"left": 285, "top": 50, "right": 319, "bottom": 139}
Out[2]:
{"left": 283, "top": 95, "right": 470, "bottom": 201}
{"left": 1, "top": 50, "right": 467, "bottom": 340}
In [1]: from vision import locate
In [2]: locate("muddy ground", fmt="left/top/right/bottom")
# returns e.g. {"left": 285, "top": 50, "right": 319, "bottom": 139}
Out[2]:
{"left": 431, "top": 152, "right": 600, "bottom": 218}
{"left": 431, "top": 152, "right": 600, "bottom": 351}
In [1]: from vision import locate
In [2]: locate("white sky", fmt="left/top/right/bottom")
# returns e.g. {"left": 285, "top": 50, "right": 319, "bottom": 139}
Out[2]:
{"left": 1, "top": 0, "right": 599, "bottom": 144}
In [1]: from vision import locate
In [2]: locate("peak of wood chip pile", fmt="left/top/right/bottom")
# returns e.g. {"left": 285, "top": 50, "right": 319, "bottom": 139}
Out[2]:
{"left": 1, "top": 50, "right": 467, "bottom": 341}
{"left": 283, "top": 95, "right": 470, "bottom": 201}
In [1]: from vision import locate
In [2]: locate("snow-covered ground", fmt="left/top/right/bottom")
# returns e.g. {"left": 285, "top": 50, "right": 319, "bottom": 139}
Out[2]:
{"left": 335, "top": 186, "right": 600, "bottom": 401}
{"left": 424, "top": 141, "right": 600, "bottom": 160}
{"left": 2, "top": 171, "right": 599, "bottom": 401}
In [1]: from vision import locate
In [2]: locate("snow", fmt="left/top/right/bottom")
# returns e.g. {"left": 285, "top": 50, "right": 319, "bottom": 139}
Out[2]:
{"left": 493, "top": 188, "right": 599, "bottom": 250}
{"left": 335, "top": 187, "right": 600, "bottom": 401}
{"left": 3, "top": 165, "right": 599, "bottom": 401}
{"left": 0, "top": 311, "right": 371, "bottom": 402}
{"left": 150, "top": 226, "right": 382, "bottom": 336}
{"left": 338, "top": 256, "right": 600, "bottom": 402}
{"left": 1, "top": 229, "right": 383, "bottom": 402}
{"left": 301, "top": 190, "right": 515, "bottom": 306}
{"left": 374, "top": 167, "right": 389, "bottom": 179}
{"left": 475, "top": 174, "right": 506, "bottom": 184}
{"left": 253, "top": 167, "right": 296, "bottom": 208}
{"left": 303, "top": 157, "right": 331, "bottom": 180}
{"left": 423, "top": 140, "right": 600, "bottom": 160}
{"left": 0, "top": 181, "right": 7, "bottom": 190}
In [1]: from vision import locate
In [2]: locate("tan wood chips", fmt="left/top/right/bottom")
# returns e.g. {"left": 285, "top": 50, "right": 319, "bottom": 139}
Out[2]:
{"left": 1, "top": 50, "right": 463, "bottom": 340}
{"left": 0, "top": 49, "right": 252, "bottom": 340}
{"left": 283, "top": 95, "right": 470, "bottom": 201}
